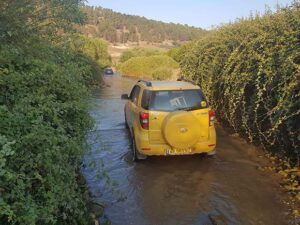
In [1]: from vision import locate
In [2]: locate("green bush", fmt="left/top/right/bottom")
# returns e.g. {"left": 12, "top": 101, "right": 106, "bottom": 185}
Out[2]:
{"left": 177, "top": 3, "right": 300, "bottom": 162}
{"left": 119, "top": 47, "right": 162, "bottom": 63}
{"left": 0, "top": 42, "right": 95, "bottom": 225}
{"left": 119, "top": 55, "right": 179, "bottom": 79}
{"left": 151, "top": 67, "right": 173, "bottom": 80}
{"left": 0, "top": 0, "right": 107, "bottom": 224}
{"left": 71, "top": 35, "right": 112, "bottom": 69}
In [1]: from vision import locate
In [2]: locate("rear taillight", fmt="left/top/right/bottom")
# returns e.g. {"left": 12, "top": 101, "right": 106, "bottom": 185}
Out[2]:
{"left": 140, "top": 112, "right": 149, "bottom": 130}
{"left": 209, "top": 110, "right": 215, "bottom": 126}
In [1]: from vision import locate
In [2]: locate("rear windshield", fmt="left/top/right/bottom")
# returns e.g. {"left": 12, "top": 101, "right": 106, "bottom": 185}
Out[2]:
{"left": 141, "top": 89, "right": 207, "bottom": 112}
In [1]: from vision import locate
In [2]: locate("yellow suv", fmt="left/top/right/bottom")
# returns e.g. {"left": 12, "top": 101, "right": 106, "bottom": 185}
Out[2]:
{"left": 121, "top": 79, "right": 216, "bottom": 161}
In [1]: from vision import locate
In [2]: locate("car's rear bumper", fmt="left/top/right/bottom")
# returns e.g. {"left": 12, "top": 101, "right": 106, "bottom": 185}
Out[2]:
{"left": 134, "top": 129, "right": 216, "bottom": 156}
{"left": 139, "top": 143, "right": 216, "bottom": 156}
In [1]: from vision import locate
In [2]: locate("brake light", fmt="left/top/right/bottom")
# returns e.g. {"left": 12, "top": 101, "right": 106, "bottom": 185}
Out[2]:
{"left": 140, "top": 112, "right": 149, "bottom": 130}
{"left": 209, "top": 110, "right": 215, "bottom": 126}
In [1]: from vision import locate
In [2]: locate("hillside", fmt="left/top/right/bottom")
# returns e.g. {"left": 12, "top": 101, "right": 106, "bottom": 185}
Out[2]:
{"left": 80, "top": 6, "right": 207, "bottom": 45}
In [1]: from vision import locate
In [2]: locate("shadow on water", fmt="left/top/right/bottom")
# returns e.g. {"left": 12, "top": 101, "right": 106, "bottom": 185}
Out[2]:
{"left": 81, "top": 75, "right": 291, "bottom": 225}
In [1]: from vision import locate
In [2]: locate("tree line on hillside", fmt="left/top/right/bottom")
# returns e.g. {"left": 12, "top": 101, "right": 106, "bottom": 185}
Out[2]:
{"left": 0, "top": 0, "right": 110, "bottom": 224}
{"left": 80, "top": 5, "right": 207, "bottom": 44}
{"left": 172, "top": 2, "right": 300, "bottom": 162}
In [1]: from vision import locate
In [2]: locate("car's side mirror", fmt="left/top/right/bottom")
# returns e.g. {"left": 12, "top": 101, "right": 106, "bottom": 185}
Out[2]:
{"left": 121, "top": 94, "right": 129, "bottom": 100}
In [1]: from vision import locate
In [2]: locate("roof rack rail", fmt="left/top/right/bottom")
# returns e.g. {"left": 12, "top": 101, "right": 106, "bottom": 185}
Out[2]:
{"left": 138, "top": 80, "right": 152, "bottom": 87}
{"left": 177, "top": 77, "right": 196, "bottom": 85}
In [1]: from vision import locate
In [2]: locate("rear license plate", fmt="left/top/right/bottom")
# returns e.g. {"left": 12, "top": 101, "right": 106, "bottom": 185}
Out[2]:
{"left": 165, "top": 148, "right": 192, "bottom": 155}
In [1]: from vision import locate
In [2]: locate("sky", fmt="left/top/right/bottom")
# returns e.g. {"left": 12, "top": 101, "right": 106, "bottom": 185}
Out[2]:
{"left": 86, "top": 0, "right": 293, "bottom": 29}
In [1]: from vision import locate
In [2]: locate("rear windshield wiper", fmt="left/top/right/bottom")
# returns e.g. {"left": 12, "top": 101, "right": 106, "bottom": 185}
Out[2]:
{"left": 175, "top": 106, "right": 200, "bottom": 111}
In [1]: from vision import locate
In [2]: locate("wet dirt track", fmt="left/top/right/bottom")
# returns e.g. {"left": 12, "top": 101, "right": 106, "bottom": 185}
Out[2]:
{"left": 82, "top": 75, "right": 293, "bottom": 225}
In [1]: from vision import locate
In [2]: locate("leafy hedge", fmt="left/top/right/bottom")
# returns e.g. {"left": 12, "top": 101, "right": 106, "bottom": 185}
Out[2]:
{"left": 119, "top": 55, "right": 179, "bottom": 79}
{"left": 175, "top": 3, "right": 300, "bottom": 162}
{"left": 0, "top": 42, "right": 96, "bottom": 225}
{"left": 0, "top": 0, "right": 105, "bottom": 224}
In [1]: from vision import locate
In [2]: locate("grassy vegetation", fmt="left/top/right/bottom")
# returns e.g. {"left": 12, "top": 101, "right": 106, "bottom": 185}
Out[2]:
{"left": 173, "top": 3, "right": 300, "bottom": 162}
{"left": 118, "top": 54, "right": 179, "bottom": 79}
{"left": 119, "top": 47, "right": 162, "bottom": 64}
{"left": 0, "top": 1, "right": 110, "bottom": 224}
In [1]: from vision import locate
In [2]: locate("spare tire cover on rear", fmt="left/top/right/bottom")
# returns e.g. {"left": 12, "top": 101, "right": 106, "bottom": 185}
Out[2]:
{"left": 162, "top": 111, "right": 201, "bottom": 149}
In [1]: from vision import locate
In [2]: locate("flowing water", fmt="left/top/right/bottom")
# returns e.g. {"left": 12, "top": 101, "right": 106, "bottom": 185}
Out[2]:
{"left": 82, "top": 75, "right": 293, "bottom": 225}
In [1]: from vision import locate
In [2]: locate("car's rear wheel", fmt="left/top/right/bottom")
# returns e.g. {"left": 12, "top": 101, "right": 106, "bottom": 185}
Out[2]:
{"left": 124, "top": 112, "right": 129, "bottom": 129}
{"left": 132, "top": 137, "right": 147, "bottom": 161}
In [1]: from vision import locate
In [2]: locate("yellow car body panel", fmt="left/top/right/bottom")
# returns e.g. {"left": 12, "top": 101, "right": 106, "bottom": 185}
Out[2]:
{"left": 124, "top": 80, "right": 216, "bottom": 157}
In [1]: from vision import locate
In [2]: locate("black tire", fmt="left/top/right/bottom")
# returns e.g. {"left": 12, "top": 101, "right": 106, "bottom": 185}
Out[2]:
{"left": 124, "top": 112, "right": 129, "bottom": 129}
{"left": 132, "top": 138, "right": 138, "bottom": 162}
{"left": 132, "top": 137, "right": 147, "bottom": 162}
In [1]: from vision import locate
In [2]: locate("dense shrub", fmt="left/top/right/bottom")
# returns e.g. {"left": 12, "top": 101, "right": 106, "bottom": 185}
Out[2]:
{"left": 176, "top": 3, "right": 300, "bottom": 162}
{"left": 0, "top": 0, "right": 106, "bottom": 224}
{"left": 119, "top": 47, "right": 162, "bottom": 63}
{"left": 70, "top": 35, "right": 112, "bottom": 69}
{"left": 151, "top": 67, "right": 173, "bottom": 80}
{"left": 0, "top": 42, "right": 95, "bottom": 225}
{"left": 119, "top": 55, "right": 179, "bottom": 79}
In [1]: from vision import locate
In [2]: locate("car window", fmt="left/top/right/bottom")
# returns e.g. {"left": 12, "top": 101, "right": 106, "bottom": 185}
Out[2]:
{"left": 147, "top": 89, "right": 207, "bottom": 112}
{"left": 129, "top": 85, "right": 141, "bottom": 105}
{"left": 141, "top": 89, "right": 151, "bottom": 110}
